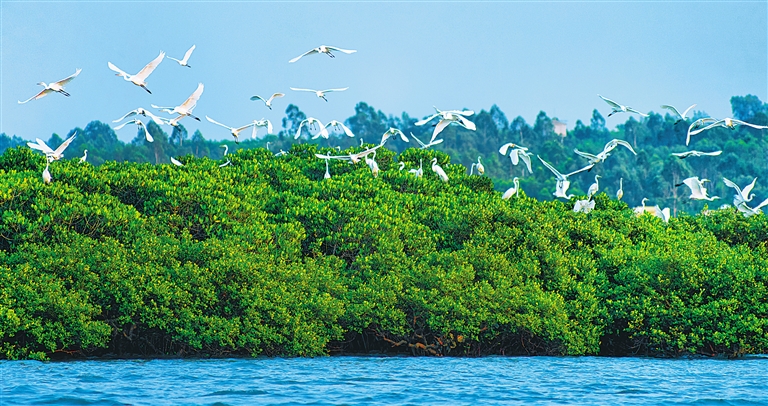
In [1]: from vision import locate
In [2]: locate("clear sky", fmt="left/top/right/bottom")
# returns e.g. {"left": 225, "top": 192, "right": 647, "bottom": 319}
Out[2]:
{"left": 2, "top": 1, "right": 766, "bottom": 143}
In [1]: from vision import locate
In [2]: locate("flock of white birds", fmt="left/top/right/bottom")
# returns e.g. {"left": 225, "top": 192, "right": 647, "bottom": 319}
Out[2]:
{"left": 17, "top": 44, "right": 768, "bottom": 220}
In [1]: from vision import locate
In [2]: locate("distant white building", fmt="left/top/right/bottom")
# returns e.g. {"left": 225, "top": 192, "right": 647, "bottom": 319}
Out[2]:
{"left": 552, "top": 118, "right": 567, "bottom": 138}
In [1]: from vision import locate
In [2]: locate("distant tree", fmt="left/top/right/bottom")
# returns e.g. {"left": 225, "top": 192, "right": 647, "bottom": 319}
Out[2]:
{"left": 346, "top": 102, "right": 388, "bottom": 143}
{"left": 590, "top": 109, "right": 606, "bottom": 132}
{"left": 730, "top": 94, "right": 766, "bottom": 122}
{"left": 489, "top": 104, "right": 509, "bottom": 131}
{"left": 0, "top": 133, "right": 25, "bottom": 154}
{"left": 281, "top": 104, "right": 306, "bottom": 140}
{"left": 533, "top": 111, "right": 554, "bottom": 138}
{"left": 171, "top": 124, "right": 188, "bottom": 147}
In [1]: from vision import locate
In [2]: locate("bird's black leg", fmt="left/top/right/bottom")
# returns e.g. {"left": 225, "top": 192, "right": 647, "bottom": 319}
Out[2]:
{"left": 142, "top": 85, "right": 152, "bottom": 94}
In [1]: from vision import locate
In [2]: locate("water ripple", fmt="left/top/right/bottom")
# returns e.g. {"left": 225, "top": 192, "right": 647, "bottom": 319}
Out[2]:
{"left": 2, "top": 356, "right": 766, "bottom": 405}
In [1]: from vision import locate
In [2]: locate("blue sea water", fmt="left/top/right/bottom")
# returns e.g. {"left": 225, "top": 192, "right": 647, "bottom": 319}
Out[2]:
{"left": 1, "top": 356, "right": 766, "bottom": 405}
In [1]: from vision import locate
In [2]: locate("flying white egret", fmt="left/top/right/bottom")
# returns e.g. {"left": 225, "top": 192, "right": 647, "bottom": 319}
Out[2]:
{"left": 380, "top": 128, "right": 409, "bottom": 145}
{"left": 410, "top": 132, "right": 443, "bottom": 149}
{"left": 617, "top": 178, "right": 624, "bottom": 201}
{"left": 736, "top": 197, "right": 768, "bottom": 217}
{"left": 365, "top": 151, "right": 380, "bottom": 178}
{"left": 661, "top": 104, "right": 697, "bottom": 123}
{"left": 315, "top": 144, "right": 382, "bottom": 164}
{"left": 170, "top": 157, "right": 184, "bottom": 166}
{"left": 251, "top": 119, "right": 274, "bottom": 139}
{"left": 678, "top": 177, "right": 719, "bottom": 201}
{"left": 685, "top": 118, "right": 718, "bottom": 145}
{"left": 289, "top": 45, "right": 357, "bottom": 63}
{"left": 80, "top": 150, "right": 88, "bottom": 163}
{"left": 672, "top": 150, "right": 722, "bottom": 159}
{"left": 587, "top": 175, "right": 601, "bottom": 199}
{"left": 598, "top": 95, "right": 648, "bottom": 117}
{"left": 108, "top": 51, "right": 165, "bottom": 94}
{"left": 723, "top": 177, "right": 757, "bottom": 206}
{"left": 431, "top": 158, "right": 449, "bottom": 182}
{"left": 290, "top": 87, "right": 348, "bottom": 102}
{"left": 499, "top": 143, "right": 533, "bottom": 174}
{"left": 250, "top": 93, "right": 285, "bottom": 110}
{"left": 42, "top": 162, "right": 52, "bottom": 184}
{"left": 573, "top": 199, "right": 596, "bottom": 214}
{"left": 18, "top": 68, "right": 82, "bottom": 104}
{"left": 416, "top": 107, "right": 476, "bottom": 141}
{"left": 574, "top": 139, "right": 637, "bottom": 165}
{"left": 113, "top": 119, "right": 154, "bottom": 142}
{"left": 537, "top": 155, "right": 594, "bottom": 199}
{"left": 325, "top": 120, "right": 355, "bottom": 137}
{"left": 502, "top": 177, "right": 520, "bottom": 200}
{"left": 151, "top": 83, "right": 204, "bottom": 121}
{"left": 27, "top": 132, "right": 78, "bottom": 161}
{"left": 294, "top": 117, "right": 328, "bottom": 139}
{"left": 167, "top": 45, "right": 196, "bottom": 67}
{"left": 113, "top": 107, "right": 165, "bottom": 126}
{"left": 688, "top": 118, "right": 768, "bottom": 142}
{"left": 205, "top": 116, "right": 256, "bottom": 143}
{"left": 409, "top": 159, "right": 424, "bottom": 178}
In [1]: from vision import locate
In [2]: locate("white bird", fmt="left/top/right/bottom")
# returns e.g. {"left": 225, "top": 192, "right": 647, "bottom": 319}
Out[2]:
{"left": 473, "top": 156, "right": 485, "bottom": 175}
{"left": 410, "top": 132, "right": 444, "bottom": 149}
{"left": 671, "top": 150, "right": 723, "bottom": 159}
{"left": 573, "top": 199, "right": 596, "bottom": 214}
{"left": 151, "top": 83, "right": 204, "bottom": 121}
{"left": 687, "top": 118, "right": 768, "bottom": 143}
{"left": 499, "top": 143, "right": 534, "bottom": 174}
{"left": 113, "top": 107, "right": 165, "bottom": 126}
{"left": 290, "top": 87, "right": 348, "bottom": 102}
{"left": 502, "top": 177, "right": 520, "bottom": 200}
{"left": 166, "top": 45, "right": 195, "bottom": 67}
{"left": 587, "top": 175, "right": 601, "bottom": 199}
{"left": 221, "top": 144, "right": 229, "bottom": 156}
{"left": 723, "top": 177, "right": 757, "bottom": 206}
{"left": 654, "top": 206, "right": 671, "bottom": 223}
{"left": 380, "top": 128, "right": 409, "bottom": 145}
{"left": 678, "top": 177, "right": 719, "bottom": 201}
{"left": 42, "top": 162, "right": 52, "bottom": 184}
{"left": 661, "top": 103, "right": 697, "bottom": 123}
{"left": 537, "top": 155, "right": 595, "bottom": 199}
{"left": 18, "top": 68, "right": 81, "bottom": 104}
{"left": 294, "top": 117, "right": 328, "bottom": 140}
{"left": 325, "top": 120, "right": 355, "bottom": 137}
{"left": 250, "top": 93, "right": 285, "bottom": 110}
{"left": 574, "top": 139, "right": 637, "bottom": 165}
{"left": 431, "top": 158, "right": 449, "bottom": 182}
{"left": 80, "top": 150, "right": 88, "bottom": 163}
{"left": 598, "top": 95, "right": 648, "bottom": 117}
{"left": 416, "top": 107, "right": 476, "bottom": 141}
{"left": 113, "top": 119, "right": 154, "bottom": 142}
{"left": 365, "top": 151, "right": 380, "bottom": 178}
{"left": 736, "top": 197, "right": 768, "bottom": 217}
{"left": 634, "top": 198, "right": 650, "bottom": 215}
{"left": 170, "top": 157, "right": 184, "bottom": 166}
{"left": 686, "top": 118, "right": 718, "bottom": 145}
{"left": 108, "top": 51, "right": 165, "bottom": 94}
{"left": 324, "top": 158, "right": 331, "bottom": 179}
{"left": 315, "top": 144, "right": 382, "bottom": 165}
{"left": 617, "top": 178, "right": 624, "bottom": 201}
{"left": 289, "top": 45, "right": 357, "bottom": 63}
{"left": 205, "top": 116, "right": 256, "bottom": 143}
{"left": 409, "top": 159, "right": 424, "bottom": 178}
{"left": 219, "top": 159, "right": 232, "bottom": 168}
{"left": 251, "top": 119, "right": 274, "bottom": 139}
{"left": 27, "top": 132, "right": 78, "bottom": 161}
{"left": 398, "top": 162, "right": 406, "bottom": 171}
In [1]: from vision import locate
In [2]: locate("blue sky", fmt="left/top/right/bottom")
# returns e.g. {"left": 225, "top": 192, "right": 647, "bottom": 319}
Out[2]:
{"left": 2, "top": 1, "right": 766, "bottom": 143}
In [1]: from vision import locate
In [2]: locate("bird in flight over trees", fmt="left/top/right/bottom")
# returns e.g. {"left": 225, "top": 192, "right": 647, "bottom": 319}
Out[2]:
{"left": 27, "top": 132, "right": 78, "bottom": 162}
{"left": 18, "top": 68, "right": 82, "bottom": 104}
{"left": 108, "top": 51, "right": 165, "bottom": 94}
{"left": 151, "top": 83, "right": 204, "bottom": 121}
{"left": 598, "top": 94, "right": 648, "bottom": 117}
{"left": 250, "top": 93, "right": 285, "bottom": 110}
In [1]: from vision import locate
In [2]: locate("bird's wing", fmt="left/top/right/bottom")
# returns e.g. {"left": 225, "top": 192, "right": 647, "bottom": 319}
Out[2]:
{"left": 250, "top": 95, "right": 266, "bottom": 103}
{"left": 682, "top": 177, "right": 703, "bottom": 195}
{"left": 410, "top": 133, "right": 427, "bottom": 148}
{"left": 456, "top": 115, "right": 476, "bottom": 130}
{"left": 520, "top": 152, "right": 533, "bottom": 174}
{"left": 660, "top": 105, "right": 682, "bottom": 119}
{"left": 322, "top": 87, "right": 349, "bottom": 93}
{"left": 143, "top": 110, "right": 166, "bottom": 125}
{"left": 415, "top": 113, "right": 440, "bottom": 126}
{"left": 626, "top": 107, "right": 649, "bottom": 117}
{"left": 395, "top": 129, "right": 408, "bottom": 142}
{"left": 732, "top": 119, "right": 768, "bottom": 130}
{"left": 753, "top": 197, "right": 768, "bottom": 211}
{"left": 611, "top": 139, "right": 637, "bottom": 155}
{"left": 28, "top": 139, "right": 54, "bottom": 154}
{"left": 135, "top": 51, "right": 166, "bottom": 81}
{"left": 166, "top": 56, "right": 182, "bottom": 64}
{"left": 294, "top": 120, "right": 306, "bottom": 139}
{"left": 565, "top": 163, "right": 595, "bottom": 177}
{"left": 499, "top": 143, "right": 514, "bottom": 155}
{"left": 574, "top": 149, "right": 599, "bottom": 161}
{"left": 18, "top": 89, "right": 49, "bottom": 104}
{"left": 289, "top": 49, "right": 318, "bottom": 63}
{"left": 671, "top": 151, "right": 691, "bottom": 158}
{"left": 598, "top": 95, "right": 621, "bottom": 109}
{"left": 432, "top": 119, "right": 452, "bottom": 141}
{"left": 179, "top": 83, "right": 204, "bottom": 110}
{"left": 742, "top": 177, "right": 758, "bottom": 198}
{"left": 268, "top": 93, "right": 285, "bottom": 103}
{"left": 107, "top": 62, "right": 128, "bottom": 77}
{"left": 56, "top": 68, "right": 82, "bottom": 86}
{"left": 113, "top": 110, "right": 138, "bottom": 122}
{"left": 326, "top": 46, "right": 357, "bottom": 54}
{"left": 337, "top": 122, "right": 354, "bottom": 137}
{"left": 509, "top": 149, "right": 521, "bottom": 165}
{"left": 205, "top": 116, "right": 233, "bottom": 130}
{"left": 137, "top": 120, "right": 154, "bottom": 142}
{"left": 170, "top": 157, "right": 184, "bottom": 166}
{"left": 680, "top": 104, "right": 697, "bottom": 119}
{"left": 182, "top": 45, "right": 196, "bottom": 63}
{"left": 290, "top": 87, "right": 316, "bottom": 93}
{"left": 112, "top": 120, "right": 134, "bottom": 130}
{"left": 703, "top": 150, "right": 723, "bottom": 156}
{"left": 537, "top": 156, "right": 564, "bottom": 179}
{"left": 54, "top": 133, "right": 77, "bottom": 155}
{"left": 234, "top": 122, "right": 257, "bottom": 132}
